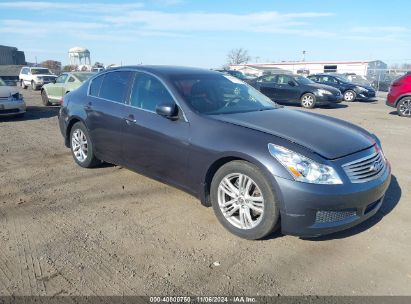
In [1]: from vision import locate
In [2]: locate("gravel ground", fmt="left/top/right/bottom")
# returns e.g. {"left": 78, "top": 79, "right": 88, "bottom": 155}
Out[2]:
{"left": 0, "top": 88, "right": 410, "bottom": 296}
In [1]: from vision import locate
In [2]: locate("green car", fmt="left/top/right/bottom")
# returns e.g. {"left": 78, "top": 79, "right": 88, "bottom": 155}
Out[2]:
{"left": 41, "top": 72, "right": 95, "bottom": 106}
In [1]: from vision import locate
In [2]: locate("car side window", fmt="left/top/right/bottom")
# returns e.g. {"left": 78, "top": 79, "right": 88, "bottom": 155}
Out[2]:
{"left": 259, "top": 75, "right": 276, "bottom": 83}
{"left": 99, "top": 71, "right": 132, "bottom": 103}
{"left": 309, "top": 76, "right": 318, "bottom": 82}
{"left": 56, "top": 74, "right": 68, "bottom": 84}
{"left": 130, "top": 73, "right": 174, "bottom": 112}
{"left": 68, "top": 77, "right": 76, "bottom": 83}
{"left": 276, "top": 75, "right": 293, "bottom": 85}
{"left": 89, "top": 74, "right": 104, "bottom": 97}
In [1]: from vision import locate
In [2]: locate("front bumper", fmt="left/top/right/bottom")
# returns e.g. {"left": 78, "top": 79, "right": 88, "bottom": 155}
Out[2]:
{"left": 0, "top": 100, "right": 26, "bottom": 116}
{"left": 356, "top": 90, "right": 376, "bottom": 100}
{"left": 274, "top": 151, "right": 391, "bottom": 237}
{"left": 315, "top": 94, "right": 343, "bottom": 105}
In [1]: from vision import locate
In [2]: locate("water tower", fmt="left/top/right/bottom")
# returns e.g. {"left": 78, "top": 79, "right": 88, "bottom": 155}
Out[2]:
{"left": 68, "top": 47, "right": 91, "bottom": 65}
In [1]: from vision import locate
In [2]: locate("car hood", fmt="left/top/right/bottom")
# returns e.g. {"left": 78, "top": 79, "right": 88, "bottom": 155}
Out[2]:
{"left": 0, "top": 86, "right": 18, "bottom": 98}
{"left": 211, "top": 108, "right": 375, "bottom": 160}
{"left": 33, "top": 74, "right": 56, "bottom": 78}
{"left": 356, "top": 84, "right": 375, "bottom": 91}
{"left": 305, "top": 83, "right": 341, "bottom": 94}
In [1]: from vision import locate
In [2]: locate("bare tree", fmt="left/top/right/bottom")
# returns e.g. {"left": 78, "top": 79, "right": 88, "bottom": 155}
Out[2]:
{"left": 41, "top": 60, "right": 62, "bottom": 74}
{"left": 227, "top": 48, "right": 251, "bottom": 65}
{"left": 62, "top": 65, "right": 78, "bottom": 72}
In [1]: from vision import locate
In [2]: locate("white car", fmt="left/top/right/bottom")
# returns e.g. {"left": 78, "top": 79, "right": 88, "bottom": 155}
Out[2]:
{"left": 0, "top": 77, "right": 26, "bottom": 117}
{"left": 19, "top": 67, "right": 57, "bottom": 90}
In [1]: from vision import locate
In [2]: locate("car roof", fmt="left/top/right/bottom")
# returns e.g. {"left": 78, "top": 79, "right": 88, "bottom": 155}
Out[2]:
{"left": 108, "top": 65, "right": 221, "bottom": 77}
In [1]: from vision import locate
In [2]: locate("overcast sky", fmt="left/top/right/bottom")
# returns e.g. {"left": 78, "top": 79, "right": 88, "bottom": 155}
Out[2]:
{"left": 1, "top": 0, "right": 410, "bottom": 67}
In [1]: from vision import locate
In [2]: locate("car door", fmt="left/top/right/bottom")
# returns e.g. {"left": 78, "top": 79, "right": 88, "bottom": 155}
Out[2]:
{"left": 65, "top": 75, "right": 79, "bottom": 94}
{"left": 320, "top": 75, "right": 339, "bottom": 90}
{"left": 85, "top": 71, "right": 133, "bottom": 164}
{"left": 275, "top": 74, "right": 300, "bottom": 103}
{"left": 122, "top": 72, "right": 190, "bottom": 188}
{"left": 47, "top": 74, "right": 68, "bottom": 101}
{"left": 255, "top": 74, "right": 278, "bottom": 99}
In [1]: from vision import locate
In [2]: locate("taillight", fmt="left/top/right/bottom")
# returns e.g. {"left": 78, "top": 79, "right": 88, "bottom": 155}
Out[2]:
{"left": 60, "top": 96, "right": 64, "bottom": 106}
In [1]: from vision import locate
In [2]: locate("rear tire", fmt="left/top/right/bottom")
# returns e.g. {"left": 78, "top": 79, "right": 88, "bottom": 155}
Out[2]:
{"left": 300, "top": 93, "right": 316, "bottom": 109}
{"left": 343, "top": 90, "right": 356, "bottom": 102}
{"left": 70, "top": 122, "right": 101, "bottom": 168}
{"left": 396, "top": 97, "right": 411, "bottom": 117}
{"left": 210, "top": 160, "right": 280, "bottom": 240}
{"left": 41, "top": 90, "right": 51, "bottom": 106}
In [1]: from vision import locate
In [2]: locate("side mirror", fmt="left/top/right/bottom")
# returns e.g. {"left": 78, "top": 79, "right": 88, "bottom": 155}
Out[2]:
{"left": 156, "top": 103, "right": 178, "bottom": 120}
{"left": 288, "top": 81, "right": 296, "bottom": 87}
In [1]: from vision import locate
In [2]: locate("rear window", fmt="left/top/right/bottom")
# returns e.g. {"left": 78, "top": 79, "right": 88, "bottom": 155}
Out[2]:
{"left": 89, "top": 75, "right": 104, "bottom": 97}
{"left": 99, "top": 71, "right": 132, "bottom": 103}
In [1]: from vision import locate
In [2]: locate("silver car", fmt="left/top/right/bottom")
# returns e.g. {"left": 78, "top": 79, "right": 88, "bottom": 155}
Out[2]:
{"left": 0, "top": 77, "right": 26, "bottom": 117}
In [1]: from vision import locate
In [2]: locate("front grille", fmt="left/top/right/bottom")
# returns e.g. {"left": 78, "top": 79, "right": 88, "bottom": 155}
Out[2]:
{"left": 315, "top": 210, "right": 357, "bottom": 223}
{"left": 342, "top": 150, "right": 386, "bottom": 183}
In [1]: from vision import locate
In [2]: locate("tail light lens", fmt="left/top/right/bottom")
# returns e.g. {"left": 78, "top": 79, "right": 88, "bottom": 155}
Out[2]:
{"left": 60, "top": 96, "right": 64, "bottom": 106}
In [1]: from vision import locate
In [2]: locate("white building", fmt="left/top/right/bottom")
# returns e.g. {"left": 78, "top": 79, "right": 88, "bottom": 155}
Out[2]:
{"left": 230, "top": 60, "right": 387, "bottom": 77}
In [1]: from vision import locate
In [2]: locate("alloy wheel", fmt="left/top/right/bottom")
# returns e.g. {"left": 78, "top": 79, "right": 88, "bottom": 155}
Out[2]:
{"left": 71, "top": 129, "right": 88, "bottom": 162}
{"left": 344, "top": 91, "right": 355, "bottom": 101}
{"left": 398, "top": 99, "right": 411, "bottom": 116}
{"left": 301, "top": 95, "right": 314, "bottom": 108}
{"left": 217, "top": 173, "right": 264, "bottom": 229}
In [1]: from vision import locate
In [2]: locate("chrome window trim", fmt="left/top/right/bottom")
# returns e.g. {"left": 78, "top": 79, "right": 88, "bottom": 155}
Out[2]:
{"left": 87, "top": 68, "right": 188, "bottom": 122}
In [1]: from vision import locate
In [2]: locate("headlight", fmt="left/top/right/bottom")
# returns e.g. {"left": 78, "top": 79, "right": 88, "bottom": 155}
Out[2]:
{"left": 356, "top": 86, "right": 367, "bottom": 92}
{"left": 317, "top": 89, "right": 332, "bottom": 95}
{"left": 268, "top": 144, "right": 343, "bottom": 184}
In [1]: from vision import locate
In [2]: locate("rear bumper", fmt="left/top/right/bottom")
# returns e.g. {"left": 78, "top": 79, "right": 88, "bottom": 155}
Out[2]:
{"left": 274, "top": 162, "right": 391, "bottom": 237}
{"left": 0, "top": 100, "right": 26, "bottom": 116}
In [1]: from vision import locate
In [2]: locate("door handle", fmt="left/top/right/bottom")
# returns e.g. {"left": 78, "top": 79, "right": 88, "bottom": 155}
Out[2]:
{"left": 84, "top": 102, "right": 92, "bottom": 110}
{"left": 124, "top": 116, "right": 137, "bottom": 125}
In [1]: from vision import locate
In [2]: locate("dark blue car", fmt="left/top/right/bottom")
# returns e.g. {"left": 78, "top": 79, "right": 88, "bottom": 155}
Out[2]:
{"left": 308, "top": 74, "right": 376, "bottom": 102}
{"left": 58, "top": 66, "right": 391, "bottom": 239}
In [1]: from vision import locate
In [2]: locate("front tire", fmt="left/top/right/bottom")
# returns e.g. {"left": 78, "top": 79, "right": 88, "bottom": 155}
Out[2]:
{"left": 343, "top": 90, "right": 356, "bottom": 102}
{"left": 397, "top": 97, "right": 411, "bottom": 117}
{"left": 300, "top": 93, "right": 316, "bottom": 109}
{"left": 21, "top": 80, "right": 27, "bottom": 89}
{"left": 70, "top": 122, "right": 100, "bottom": 168}
{"left": 31, "top": 81, "right": 38, "bottom": 91}
{"left": 41, "top": 90, "right": 51, "bottom": 106}
{"left": 210, "top": 160, "right": 280, "bottom": 240}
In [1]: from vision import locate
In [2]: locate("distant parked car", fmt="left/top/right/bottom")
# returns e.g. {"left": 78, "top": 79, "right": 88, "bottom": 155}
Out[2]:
{"left": 386, "top": 72, "right": 411, "bottom": 117}
{"left": 91, "top": 67, "right": 105, "bottom": 73}
{"left": 0, "top": 77, "right": 26, "bottom": 117}
{"left": 41, "top": 72, "right": 95, "bottom": 106}
{"left": 248, "top": 73, "right": 342, "bottom": 108}
{"left": 308, "top": 74, "right": 376, "bottom": 102}
{"left": 371, "top": 74, "right": 396, "bottom": 92}
{"left": 19, "top": 67, "right": 57, "bottom": 90}
{"left": 215, "top": 69, "right": 255, "bottom": 82}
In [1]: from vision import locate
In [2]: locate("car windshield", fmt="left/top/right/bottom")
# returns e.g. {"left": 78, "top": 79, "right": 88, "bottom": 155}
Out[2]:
{"left": 73, "top": 73, "right": 95, "bottom": 82}
{"left": 334, "top": 75, "right": 349, "bottom": 82}
{"left": 172, "top": 74, "right": 279, "bottom": 115}
{"left": 294, "top": 76, "right": 315, "bottom": 85}
{"left": 0, "top": 78, "right": 6, "bottom": 86}
{"left": 31, "top": 68, "right": 51, "bottom": 75}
